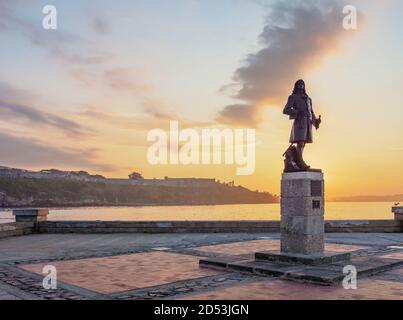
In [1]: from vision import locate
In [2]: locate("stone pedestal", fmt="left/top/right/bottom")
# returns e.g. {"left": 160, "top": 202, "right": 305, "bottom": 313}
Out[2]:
{"left": 392, "top": 206, "right": 403, "bottom": 221}
{"left": 199, "top": 170, "right": 402, "bottom": 284}
{"left": 252, "top": 170, "right": 350, "bottom": 264}
{"left": 13, "top": 209, "right": 49, "bottom": 223}
{"left": 280, "top": 171, "right": 324, "bottom": 255}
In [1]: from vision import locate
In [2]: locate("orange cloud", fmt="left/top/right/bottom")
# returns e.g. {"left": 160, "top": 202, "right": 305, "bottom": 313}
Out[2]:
{"left": 217, "top": 1, "right": 361, "bottom": 127}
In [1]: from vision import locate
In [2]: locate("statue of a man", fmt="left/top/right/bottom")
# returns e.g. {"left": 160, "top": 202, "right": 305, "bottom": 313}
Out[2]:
{"left": 283, "top": 79, "right": 321, "bottom": 171}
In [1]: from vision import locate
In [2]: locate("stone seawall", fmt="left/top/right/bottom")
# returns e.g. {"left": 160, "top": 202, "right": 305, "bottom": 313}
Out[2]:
{"left": 37, "top": 221, "right": 280, "bottom": 234}
{"left": 325, "top": 220, "right": 402, "bottom": 233}
{"left": 37, "top": 220, "right": 403, "bottom": 234}
{"left": 0, "top": 220, "right": 401, "bottom": 239}
{"left": 0, "top": 222, "right": 34, "bottom": 239}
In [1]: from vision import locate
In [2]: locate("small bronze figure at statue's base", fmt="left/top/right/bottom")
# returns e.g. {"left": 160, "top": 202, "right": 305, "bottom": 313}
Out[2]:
{"left": 283, "top": 79, "right": 322, "bottom": 173}
{"left": 283, "top": 144, "right": 321, "bottom": 173}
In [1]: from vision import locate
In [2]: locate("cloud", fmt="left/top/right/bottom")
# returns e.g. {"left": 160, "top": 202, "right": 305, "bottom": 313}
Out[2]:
{"left": 0, "top": 2, "right": 153, "bottom": 98}
{"left": 217, "top": 0, "right": 357, "bottom": 126}
{"left": 0, "top": 132, "right": 114, "bottom": 171}
{"left": 0, "top": 0, "right": 116, "bottom": 96}
{"left": 0, "top": 81, "right": 35, "bottom": 104}
{"left": 0, "top": 2, "right": 110, "bottom": 66}
{"left": 78, "top": 104, "right": 213, "bottom": 132}
{"left": 0, "top": 2, "right": 154, "bottom": 101}
{"left": 103, "top": 67, "right": 152, "bottom": 93}
{"left": 142, "top": 99, "right": 214, "bottom": 129}
{"left": 217, "top": 103, "right": 262, "bottom": 127}
{"left": 0, "top": 82, "right": 92, "bottom": 137}
{"left": 0, "top": 99, "right": 92, "bottom": 137}
{"left": 77, "top": 106, "right": 150, "bottom": 130}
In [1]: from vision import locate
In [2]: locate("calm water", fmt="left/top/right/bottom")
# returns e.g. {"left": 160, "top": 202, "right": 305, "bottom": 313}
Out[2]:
{"left": 0, "top": 202, "right": 395, "bottom": 223}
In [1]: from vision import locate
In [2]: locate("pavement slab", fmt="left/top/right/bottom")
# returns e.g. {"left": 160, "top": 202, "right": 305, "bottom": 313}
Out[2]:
{"left": 19, "top": 252, "right": 224, "bottom": 294}
{"left": 179, "top": 276, "right": 403, "bottom": 300}
{"left": 0, "top": 232, "right": 402, "bottom": 300}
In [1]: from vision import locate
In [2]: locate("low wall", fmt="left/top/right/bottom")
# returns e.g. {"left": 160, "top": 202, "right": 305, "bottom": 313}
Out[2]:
{"left": 325, "top": 220, "right": 402, "bottom": 233}
{"left": 1, "top": 220, "right": 401, "bottom": 238}
{"left": 0, "top": 222, "right": 34, "bottom": 239}
{"left": 37, "top": 220, "right": 403, "bottom": 234}
{"left": 38, "top": 221, "right": 280, "bottom": 234}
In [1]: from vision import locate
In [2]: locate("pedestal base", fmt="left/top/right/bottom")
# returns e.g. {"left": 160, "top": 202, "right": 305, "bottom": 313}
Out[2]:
{"left": 200, "top": 253, "right": 403, "bottom": 285}
{"left": 281, "top": 171, "right": 324, "bottom": 255}
{"left": 255, "top": 250, "right": 350, "bottom": 266}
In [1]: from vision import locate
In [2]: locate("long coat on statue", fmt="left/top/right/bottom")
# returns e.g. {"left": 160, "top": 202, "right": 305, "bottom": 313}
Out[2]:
{"left": 283, "top": 93, "right": 317, "bottom": 144}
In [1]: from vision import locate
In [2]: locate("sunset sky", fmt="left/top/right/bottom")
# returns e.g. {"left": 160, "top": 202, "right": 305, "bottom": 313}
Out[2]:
{"left": 0, "top": 0, "right": 402, "bottom": 198}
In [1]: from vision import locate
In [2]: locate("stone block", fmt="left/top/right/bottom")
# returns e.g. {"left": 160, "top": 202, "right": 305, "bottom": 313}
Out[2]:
{"left": 199, "top": 254, "right": 403, "bottom": 285}
{"left": 280, "top": 196, "right": 324, "bottom": 216}
{"left": 392, "top": 206, "right": 403, "bottom": 221}
{"left": 280, "top": 171, "right": 325, "bottom": 255}
{"left": 13, "top": 209, "right": 49, "bottom": 223}
{"left": 281, "top": 233, "right": 324, "bottom": 255}
{"left": 255, "top": 250, "right": 350, "bottom": 266}
{"left": 281, "top": 215, "right": 324, "bottom": 236}
{"left": 282, "top": 171, "right": 323, "bottom": 181}
{"left": 281, "top": 179, "right": 324, "bottom": 198}
{"left": 392, "top": 206, "right": 403, "bottom": 214}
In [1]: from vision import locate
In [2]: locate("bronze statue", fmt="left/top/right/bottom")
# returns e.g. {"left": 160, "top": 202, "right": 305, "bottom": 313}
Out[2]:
{"left": 283, "top": 79, "right": 321, "bottom": 172}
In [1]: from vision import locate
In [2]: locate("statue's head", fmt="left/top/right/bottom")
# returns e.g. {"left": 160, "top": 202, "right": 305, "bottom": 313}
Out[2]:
{"left": 293, "top": 79, "right": 306, "bottom": 94}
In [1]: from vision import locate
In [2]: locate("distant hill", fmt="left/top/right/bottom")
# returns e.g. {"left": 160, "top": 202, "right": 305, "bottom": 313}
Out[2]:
{"left": 331, "top": 194, "right": 403, "bottom": 202}
{"left": 0, "top": 176, "right": 279, "bottom": 208}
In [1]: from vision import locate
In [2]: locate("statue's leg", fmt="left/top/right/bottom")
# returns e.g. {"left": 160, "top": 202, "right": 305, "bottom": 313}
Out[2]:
{"left": 284, "top": 145, "right": 300, "bottom": 172}
{"left": 296, "top": 141, "right": 310, "bottom": 170}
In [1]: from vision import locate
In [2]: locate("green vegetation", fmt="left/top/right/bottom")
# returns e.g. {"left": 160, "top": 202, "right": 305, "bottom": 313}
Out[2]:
{"left": 0, "top": 177, "right": 278, "bottom": 208}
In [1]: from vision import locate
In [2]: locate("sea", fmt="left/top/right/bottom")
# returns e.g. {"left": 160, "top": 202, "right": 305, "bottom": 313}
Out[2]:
{"left": 0, "top": 202, "right": 395, "bottom": 224}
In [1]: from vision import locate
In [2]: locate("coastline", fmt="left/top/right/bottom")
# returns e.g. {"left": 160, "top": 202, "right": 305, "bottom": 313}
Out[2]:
{"left": 0, "top": 202, "right": 395, "bottom": 222}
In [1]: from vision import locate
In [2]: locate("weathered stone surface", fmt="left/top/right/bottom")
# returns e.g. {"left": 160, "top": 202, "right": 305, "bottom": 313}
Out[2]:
{"left": 392, "top": 206, "right": 403, "bottom": 214}
{"left": 255, "top": 250, "right": 350, "bottom": 265}
{"left": 28, "top": 219, "right": 403, "bottom": 234}
{"left": 393, "top": 206, "right": 403, "bottom": 221}
{"left": 280, "top": 171, "right": 325, "bottom": 255}
{"left": 199, "top": 256, "right": 251, "bottom": 271}
{"left": 281, "top": 179, "right": 324, "bottom": 198}
{"left": 226, "top": 260, "right": 300, "bottom": 276}
{"left": 1, "top": 231, "right": 403, "bottom": 299}
{"left": 37, "top": 221, "right": 280, "bottom": 234}
{"left": 281, "top": 233, "right": 324, "bottom": 255}
{"left": 282, "top": 171, "right": 323, "bottom": 181}
{"left": 280, "top": 196, "right": 323, "bottom": 216}
{"left": 0, "top": 222, "right": 34, "bottom": 239}
{"left": 200, "top": 253, "right": 403, "bottom": 286}
{"left": 286, "top": 256, "right": 403, "bottom": 285}
{"left": 325, "top": 220, "right": 402, "bottom": 233}
{"left": 281, "top": 215, "right": 324, "bottom": 236}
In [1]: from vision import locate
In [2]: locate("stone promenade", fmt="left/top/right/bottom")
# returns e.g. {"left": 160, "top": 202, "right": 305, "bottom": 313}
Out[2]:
{"left": 1, "top": 232, "right": 403, "bottom": 300}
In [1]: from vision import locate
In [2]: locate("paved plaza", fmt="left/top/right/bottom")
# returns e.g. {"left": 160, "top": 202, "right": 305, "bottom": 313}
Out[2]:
{"left": 1, "top": 232, "right": 403, "bottom": 300}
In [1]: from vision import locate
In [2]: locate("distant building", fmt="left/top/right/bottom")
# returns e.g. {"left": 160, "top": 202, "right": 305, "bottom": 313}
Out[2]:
{"left": 0, "top": 166, "right": 106, "bottom": 181}
{"left": 107, "top": 177, "right": 216, "bottom": 187}
{"left": 0, "top": 166, "right": 217, "bottom": 187}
